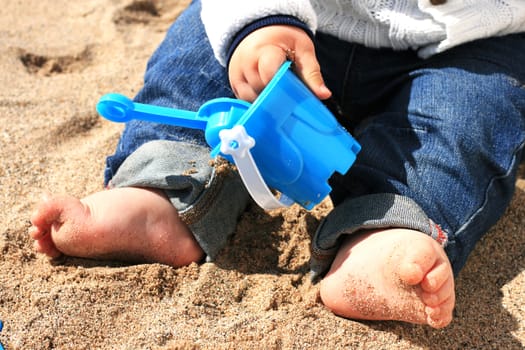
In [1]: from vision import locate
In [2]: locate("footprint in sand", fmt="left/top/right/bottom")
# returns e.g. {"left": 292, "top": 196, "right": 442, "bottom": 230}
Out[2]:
{"left": 113, "top": 0, "right": 160, "bottom": 25}
{"left": 50, "top": 111, "right": 101, "bottom": 140}
{"left": 18, "top": 47, "right": 92, "bottom": 76}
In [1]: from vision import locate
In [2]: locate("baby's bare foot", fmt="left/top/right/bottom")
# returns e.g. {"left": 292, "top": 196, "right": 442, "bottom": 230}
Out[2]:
{"left": 320, "top": 228, "right": 455, "bottom": 328}
{"left": 29, "top": 187, "right": 204, "bottom": 267}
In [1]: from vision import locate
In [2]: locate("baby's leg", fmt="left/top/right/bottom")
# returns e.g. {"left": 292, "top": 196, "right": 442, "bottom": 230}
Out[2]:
{"left": 315, "top": 34, "right": 525, "bottom": 326}
{"left": 29, "top": 1, "right": 248, "bottom": 265}
{"left": 29, "top": 187, "right": 204, "bottom": 266}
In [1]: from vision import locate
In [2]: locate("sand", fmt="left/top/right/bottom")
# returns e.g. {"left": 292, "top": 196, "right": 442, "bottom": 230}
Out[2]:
{"left": 0, "top": 1, "right": 523, "bottom": 349}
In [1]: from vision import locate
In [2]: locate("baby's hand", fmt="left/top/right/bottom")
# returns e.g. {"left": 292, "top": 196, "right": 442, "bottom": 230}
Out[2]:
{"left": 228, "top": 25, "right": 331, "bottom": 102}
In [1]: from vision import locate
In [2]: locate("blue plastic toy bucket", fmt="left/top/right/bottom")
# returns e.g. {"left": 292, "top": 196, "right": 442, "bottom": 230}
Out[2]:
{"left": 211, "top": 61, "right": 361, "bottom": 209}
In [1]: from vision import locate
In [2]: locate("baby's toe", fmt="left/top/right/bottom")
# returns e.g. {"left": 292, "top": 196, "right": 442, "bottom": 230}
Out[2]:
{"left": 421, "top": 275, "right": 454, "bottom": 307}
{"left": 421, "top": 261, "right": 451, "bottom": 292}
{"left": 30, "top": 194, "right": 67, "bottom": 229}
{"left": 425, "top": 295, "right": 455, "bottom": 328}
{"left": 28, "top": 225, "right": 46, "bottom": 240}
{"left": 33, "top": 236, "right": 62, "bottom": 258}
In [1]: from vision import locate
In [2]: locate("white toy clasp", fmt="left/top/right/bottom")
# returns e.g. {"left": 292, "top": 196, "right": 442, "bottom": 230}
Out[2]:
{"left": 219, "top": 125, "right": 293, "bottom": 210}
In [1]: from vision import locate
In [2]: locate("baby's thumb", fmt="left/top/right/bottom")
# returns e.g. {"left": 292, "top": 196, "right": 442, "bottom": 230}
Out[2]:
{"left": 297, "top": 59, "right": 331, "bottom": 100}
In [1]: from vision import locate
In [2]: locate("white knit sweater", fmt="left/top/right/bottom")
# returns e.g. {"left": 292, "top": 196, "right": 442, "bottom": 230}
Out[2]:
{"left": 201, "top": 0, "right": 525, "bottom": 66}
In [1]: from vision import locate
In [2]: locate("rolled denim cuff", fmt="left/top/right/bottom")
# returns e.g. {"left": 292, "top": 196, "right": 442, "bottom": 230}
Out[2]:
{"left": 107, "top": 140, "right": 250, "bottom": 260}
{"left": 310, "top": 193, "right": 448, "bottom": 280}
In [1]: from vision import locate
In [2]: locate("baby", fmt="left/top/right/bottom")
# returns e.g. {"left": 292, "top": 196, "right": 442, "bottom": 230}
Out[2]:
{"left": 29, "top": 0, "right": 525, "bottom": 328}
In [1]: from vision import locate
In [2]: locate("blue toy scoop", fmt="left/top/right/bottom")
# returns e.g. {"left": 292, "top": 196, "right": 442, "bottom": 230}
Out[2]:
{"left": 97, "top": 93, "right": 250, "bottom": 148}
{"left": 97, "top": 93, "right": 208, "bottom": 129}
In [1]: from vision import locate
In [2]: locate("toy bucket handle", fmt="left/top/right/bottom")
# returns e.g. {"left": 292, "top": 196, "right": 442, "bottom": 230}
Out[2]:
{"left": 218, "top": 125, "right": 293, "bottom": 210}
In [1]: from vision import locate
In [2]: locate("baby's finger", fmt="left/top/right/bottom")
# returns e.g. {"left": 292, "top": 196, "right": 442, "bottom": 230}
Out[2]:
{"left": 295, "top": 54, "right": 332, "bottom": 100}
{"left": 258, "top": 46, "right": 287, "bottom": 86}
{"left": 229, "top": 65, "right": 261, "bottom": 102}
{"left": 231, "top": 79, "right": 259, "bottom": 102}
{"left": 242, "top": 62, "right": 273, "bottom": 99}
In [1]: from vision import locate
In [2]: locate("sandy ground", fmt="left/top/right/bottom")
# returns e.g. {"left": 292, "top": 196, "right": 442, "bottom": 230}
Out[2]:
{"left": 0, "top": 1, "right": 524, "bottom": 349}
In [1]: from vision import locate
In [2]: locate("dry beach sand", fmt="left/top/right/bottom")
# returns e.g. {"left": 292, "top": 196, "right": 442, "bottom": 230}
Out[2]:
{"left": 0, "top": 1, "right": 524, "bottom": 349}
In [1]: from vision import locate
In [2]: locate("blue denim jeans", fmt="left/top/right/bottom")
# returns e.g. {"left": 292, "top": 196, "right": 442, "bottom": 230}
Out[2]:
{"left": 104, "top": 0, "right": 525, "bottom": 275}
{"left": 313, "top": 31, "right": 525, "bottom": 276}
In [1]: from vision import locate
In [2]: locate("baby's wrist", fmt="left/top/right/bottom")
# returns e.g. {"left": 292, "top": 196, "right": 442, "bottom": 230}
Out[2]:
{"left": 226, "top": 15, "right": 313, "bottom": 67}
